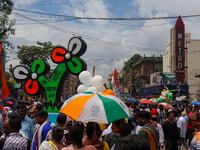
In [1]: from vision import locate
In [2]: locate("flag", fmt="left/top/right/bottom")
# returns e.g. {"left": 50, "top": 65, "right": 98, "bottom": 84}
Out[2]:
{"left": 0, "top": 45, "right": 10, "bottom": 101}
{"left": 110, "top": 69, "right": 120, "bottom": 98}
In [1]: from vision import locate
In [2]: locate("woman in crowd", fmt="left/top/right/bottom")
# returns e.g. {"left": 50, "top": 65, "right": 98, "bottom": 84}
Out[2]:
{"left": 102, "top": 119, "right": 125, "bottom": 148}
{"left": 39, "top": 126, "right": 64, "bottom": 150}
{"left": 83, "top": 122, "right": 110, "bottom": 150}
{"left": 62, "top": 126, "right": 96, "bottom": 150}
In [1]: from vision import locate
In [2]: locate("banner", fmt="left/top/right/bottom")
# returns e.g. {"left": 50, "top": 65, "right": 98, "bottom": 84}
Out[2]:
{"left": 0, "top": 45, "right": 10, "bottom": 101}
{"left": 110, "top": 69, "right": 120, "bottom": 98}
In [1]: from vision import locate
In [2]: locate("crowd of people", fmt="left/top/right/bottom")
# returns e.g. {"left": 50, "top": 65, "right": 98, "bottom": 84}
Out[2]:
{"left": 0, "top": 100, "right": 199, "bottom": 150}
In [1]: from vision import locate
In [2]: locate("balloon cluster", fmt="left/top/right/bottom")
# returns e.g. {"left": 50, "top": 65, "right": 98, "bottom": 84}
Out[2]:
{"left": 77, "top": 71, "right": 106, "bottom": 93}
{"left": 158, "top": 89, "right": 173, "bottom": 103}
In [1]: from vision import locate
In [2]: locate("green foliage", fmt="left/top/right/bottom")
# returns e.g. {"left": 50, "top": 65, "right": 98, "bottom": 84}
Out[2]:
{"left": 0, "top": 0, "right": 13, "bottom": 14}
{"left": 124, "top": 54, "right": 142, "bottom": 70}
{"left": 0, "top": 0, "right": 15, "bottom": 52}
{"left": 144, "top": 56, "right": 158, "bottom": 63}
{"left": 17, "top": 41, "right": 55, "bottom": 66}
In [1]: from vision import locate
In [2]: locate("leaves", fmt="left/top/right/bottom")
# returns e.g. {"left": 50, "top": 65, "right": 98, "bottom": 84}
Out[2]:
{"left": 0, "top": 0, "right": 15, "bottom": 52}
{"left": 17, "top": 41, "right": 55, "bottom": 66}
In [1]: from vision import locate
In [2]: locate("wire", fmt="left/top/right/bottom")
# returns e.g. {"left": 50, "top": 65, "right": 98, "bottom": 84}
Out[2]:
{"left": 108, "top": 20, "right": 176, "bottom": 28}
{"left": 39, "top": 0, "right": 102, "bottom": 6}
{"left": 14, "top": 8, "right": 200, "bottom": 20}
{"left": 14, "top": 15, "right": 176, "bottom": 27}
{"left": 12, "top": 12, "right": 165, "bottom": 52}
{"left": 15, "top": 18, "right": 77, "bottom": 25}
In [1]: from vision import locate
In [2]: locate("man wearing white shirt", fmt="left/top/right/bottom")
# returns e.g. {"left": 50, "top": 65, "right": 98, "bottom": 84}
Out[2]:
{"left": 177, "top": 110, "right": 188, "bottom": 149}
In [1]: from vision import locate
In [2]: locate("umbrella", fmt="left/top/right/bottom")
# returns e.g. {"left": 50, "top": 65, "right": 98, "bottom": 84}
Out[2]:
{"left": 60, "top": 91, "right": 130, "bottom": 124}
{"left": 126, "top": 97, "right": 140, "bottom": 103}
{"left": 140, "top": 99, "right": 153, "bottom": 104}
{"left": 6, "top": 101, "right": 14, "bottom": 105}
{"left": 191, "top": 101, "right": 200, "bottom": 105}
{"left": 159, "top": 103, "right": 174, "bottom": 110}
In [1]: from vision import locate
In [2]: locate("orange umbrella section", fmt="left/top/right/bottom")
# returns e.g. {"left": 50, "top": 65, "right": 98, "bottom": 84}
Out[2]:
{"left": 60, "top": 94, "right": 95, "bottom": 120}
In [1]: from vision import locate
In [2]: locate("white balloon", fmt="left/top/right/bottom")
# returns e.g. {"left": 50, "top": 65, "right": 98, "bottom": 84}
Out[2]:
{"left": 77, "top": 84, "right": 89, "bottom": 93}
{"left": 91, "top": 75, "right": 104, "bottom": 89}
{"left": 79, "top": 71, "right": 92, "bottom": 86}
{"left": 86, "top": 86, "right": 98, "bottom": 92}
{"left": 97, "top": 86, "right": 106, "bottom": 92}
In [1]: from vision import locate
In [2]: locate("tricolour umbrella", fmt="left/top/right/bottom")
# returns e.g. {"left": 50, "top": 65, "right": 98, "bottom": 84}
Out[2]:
{"left": 60, "top": 91, "right": 130, "bottom": 124}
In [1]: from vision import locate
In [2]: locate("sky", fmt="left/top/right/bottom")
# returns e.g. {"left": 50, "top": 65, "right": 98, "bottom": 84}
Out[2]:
{"left": 6, "top": 0, "right": 200, "bottom": 85}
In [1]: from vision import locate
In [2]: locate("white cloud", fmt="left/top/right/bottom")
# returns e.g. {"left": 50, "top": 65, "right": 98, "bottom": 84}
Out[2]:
{"left": 13, "top": 0, "right": 38, "bottom": 6}
{"left": 7, "top": 0, "right": 200, "bottom": 81}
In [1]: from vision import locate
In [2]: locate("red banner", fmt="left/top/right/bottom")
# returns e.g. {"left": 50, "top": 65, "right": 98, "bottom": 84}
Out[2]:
{"left": 0, "top": 45, "right": 10, "bottom": 100}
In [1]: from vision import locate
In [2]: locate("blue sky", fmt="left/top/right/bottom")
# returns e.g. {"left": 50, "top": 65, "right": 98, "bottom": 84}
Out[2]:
{"left": 7, "top": 0, "right": 200, "bottom": 84}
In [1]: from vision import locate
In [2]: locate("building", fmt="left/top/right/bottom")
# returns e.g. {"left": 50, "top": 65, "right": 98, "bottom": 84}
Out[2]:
{"left": 62, "top": 74, "right": 79, "bottom": 99}
{"left": 119, "top": 55, "right": 163, "bottom": 96}
{"left": 163, "top": 25, "right": 200, "bottom": 98}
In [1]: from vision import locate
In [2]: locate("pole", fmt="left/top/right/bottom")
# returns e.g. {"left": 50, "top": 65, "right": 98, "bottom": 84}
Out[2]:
{"left": 92, "top": 66, "right": 95, "bottom": 77}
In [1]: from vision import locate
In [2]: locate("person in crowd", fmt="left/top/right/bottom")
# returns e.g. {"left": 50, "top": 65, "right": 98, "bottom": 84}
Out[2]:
{"left": 177, "top": 109, "right": 188, "bottom": 149}
{"left": 29, "top": 103, "right": 43, "bottom": 130}
{"left": 187, "top": 106, "right": 194, "bottom": 146}
{"left": 193, "top": 105, "right": 199, "bottom": 113}
{"left": 128, "top": 108, "right": 140, "bottom": 131}
{"left": 173, "top": 104, "right": 179, "bottom": 112}
{"left": 125, "top": 102, "right": 132, "bottom": 118}
{"left": 182, "top": 111, "right": 188, "bottom": 121}
{"left": 0, "top": 107, "right": 10, "bottom": 135}
{"left": 158, "top": 105, "right": 167, "bottom": 125}
{"left": 162, "top": 110, "right": 180, "bottom": 150}
{"left": 83, "top": 122, "right": 109, "bottom": 150}
{"left": 46, "top": 113, "right": 68, "bottom": 145}
{"left": 129, "top": 102, "right": 135, "bottom": 117}
{"left": 151, "top": 115, "right": 164, "bottom": 149}
{"left": 136, "top": 111, "right": 159, "bottom": 150}
{"left": 0, "top": 119, "right": 10, "bottom": 149}
{"left": 102, "top": 118, "right": 125, "bottom": 148}
{"left": 151, "top": 104, "right": 159, "bottom": 117}
{"left": 183, "top": 104, "right": 187, "bottom": 112}
{"left": 3, "top": 116, "right": 30, "bottom": 150}
{"left": 62, "top": 126, "right": 97, "bottom": 150}
{"left": 32, "top": 110, "right": 55, "bottom": 150}
{"left": 189, "top": 113, "right": 200, "bottom": 150}
{"left": 39, "top": 126, "right": 64, "bottom": 150}
{"left": 17, "top": 104, "right": 34, "bottom": 140}
{"left": 110, "top": 123, "right": 133, "bottom": 150}
{"left": 114, "top": 134, "right": 151, "bottom": 150}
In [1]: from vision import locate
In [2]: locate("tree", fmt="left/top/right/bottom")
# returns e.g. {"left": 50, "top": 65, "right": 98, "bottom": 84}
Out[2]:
{"left": 0, "top": 0, "right": 15, "bottom": 53}
{"left": 17, "top": 41, "right": 56, "bottom": 66}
